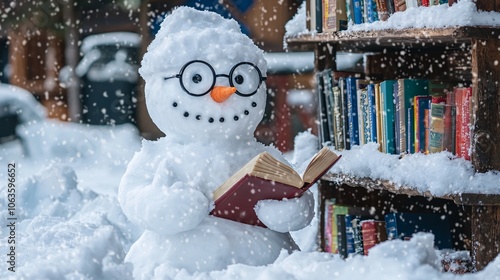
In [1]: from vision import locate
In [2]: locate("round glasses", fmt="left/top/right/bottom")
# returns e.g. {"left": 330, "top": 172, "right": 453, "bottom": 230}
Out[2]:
{"left": 164, "top": 60, "right": 266, "bottom": 97}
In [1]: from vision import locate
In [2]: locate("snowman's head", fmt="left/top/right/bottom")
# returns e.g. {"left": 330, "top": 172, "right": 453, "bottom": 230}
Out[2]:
{"left": 140, "top": 7, "right": 267, "bottom": 142}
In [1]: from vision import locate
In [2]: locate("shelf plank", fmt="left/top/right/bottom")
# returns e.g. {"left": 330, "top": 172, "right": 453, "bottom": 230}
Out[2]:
{"left": 322, "top": 173, "right": 500, "bottom": 206}
{"left": 286, "top": 26, "right": 500, "bottom": 51}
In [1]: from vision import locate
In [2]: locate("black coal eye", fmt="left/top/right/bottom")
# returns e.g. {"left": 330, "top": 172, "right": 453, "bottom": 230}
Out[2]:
{"left": 192, "top": 74, "right": 202, "bottom": 83}
{"left": 235, "top": 75, "right": 244, "bottom": 85}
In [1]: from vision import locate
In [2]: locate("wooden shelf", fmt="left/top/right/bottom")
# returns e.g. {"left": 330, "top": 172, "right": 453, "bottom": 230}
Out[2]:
{"left": 286, "top": 26, "right": 500, "bottom": 52}
{"left": 322, "top": 173, "right": 500, "bottom": 206}
{"left": 293, "top": 17, "right": 500, "bottom": 270}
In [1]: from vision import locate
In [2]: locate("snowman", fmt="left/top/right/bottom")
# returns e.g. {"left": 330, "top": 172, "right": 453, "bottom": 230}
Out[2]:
{"left": 118, "top": 7, "right": 315, "bottom": 278}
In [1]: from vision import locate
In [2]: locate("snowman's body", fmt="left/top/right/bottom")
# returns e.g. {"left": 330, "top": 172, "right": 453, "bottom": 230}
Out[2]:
{"left": 118, "top": 7, "right": 314, "bottom": 278}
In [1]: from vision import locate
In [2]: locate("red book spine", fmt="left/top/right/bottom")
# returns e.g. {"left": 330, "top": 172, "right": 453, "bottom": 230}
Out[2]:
{"left": 361, "top": 220, "right": 387, "bottom": 255}
{"left": 454, "top": 88, "right": 463, "bottom": 156}
{"left": 421, "top": 0, "right": 429, "bottom": 6}
{"left": 361, "top": 221, "right": 376, "bottom": 255}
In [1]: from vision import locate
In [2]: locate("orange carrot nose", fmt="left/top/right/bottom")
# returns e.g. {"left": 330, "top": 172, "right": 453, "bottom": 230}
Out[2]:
{"left": 210, "top": 86, "right": 237, "bottom": 103}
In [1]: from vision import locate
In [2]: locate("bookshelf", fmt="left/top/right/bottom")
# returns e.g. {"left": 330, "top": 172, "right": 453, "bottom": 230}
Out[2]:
{"left": 286, "top": 1, "right": 500, "bottom": 271}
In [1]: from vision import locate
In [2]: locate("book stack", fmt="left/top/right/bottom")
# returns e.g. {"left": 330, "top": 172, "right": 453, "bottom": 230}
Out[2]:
{"left": 316, "top": 70, "right": 472, "bottom": 160}
{"left": 308, "top": 0, "right": 456, "bottom": 32}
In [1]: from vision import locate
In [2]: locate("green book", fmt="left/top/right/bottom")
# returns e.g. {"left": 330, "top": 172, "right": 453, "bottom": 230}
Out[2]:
{"left": 380, "top": 80, "right": 397, "bottom": 154}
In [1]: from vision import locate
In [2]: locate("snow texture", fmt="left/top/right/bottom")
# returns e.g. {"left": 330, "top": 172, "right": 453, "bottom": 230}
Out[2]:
{"left": 1, "top": 2, "right": 500, "bottom": 279}
{"left": 118, "top": 6, "right": 314, "bottom": 278}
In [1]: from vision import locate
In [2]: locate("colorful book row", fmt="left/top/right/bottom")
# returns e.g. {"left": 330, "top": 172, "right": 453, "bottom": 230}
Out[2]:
{"left": 309, "top": 0, "right": 455, "bottom": 33}
{"left": 323, "top": 200, "right": 453, "bottom": 257}
{"left": 317, "top": 70, "right": 472, "bottom": 159}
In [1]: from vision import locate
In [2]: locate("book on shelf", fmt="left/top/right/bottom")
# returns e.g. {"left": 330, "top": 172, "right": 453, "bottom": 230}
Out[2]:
{"left": 375, "top": 0, "right": 390, "bottom": 21}
{"left": 323, "top": 71, "right": 336, "bottom": 145}
{"left": 324, "top": 201, "right": 349, "bottom": 253}
{"left": 307, "top": 0, "right": 324, "bottom": 32}
{"left": 385, "top": 212, "right": 453, "bottom": 249}
{"left": 394, "top": 78, "right": 428, "bottom": 154}
{"left": 211, "top": 146, "right": 341, "bottom": 227}
{"left": 407, "top": 107, "right": 415, "bottom": 154}
{"left": 336, "top": 214, "right": 348, "bottom": 257}
{"left": 356, "top": 79, "right": 372, "bottom": 145}
{"left": 338, "top": 77, "right": 350, "bottom": 150}
{"left": 367, "top": 83, "right": 379, "bottom": 144}
{"left": 428, "top": 96, "right": 448, "bottom": 153}
{"left": 352, "top": 0, "right": 364, "bottom": 24}
{"left": 344, "top": 215, "right": 356, "bottom": 256}
{"left": 445, "top": 90, "right": 457, "bottom": 155}
{"left": 365, "top": 0, "right": 379, "bottom": 22}
{"left": 421, "top": 0, "right": 429, "bottom": 6}
{"left": 361, "top": 220, "right": 387, "bottom": 255}
{"left": 332, "top": 85, "right": 348, "bottom": 150}
{"left": 455, "top": 87, "right": 472, "bottom": 160}
{"left": 393, "top": 0, "right": 406, "bottom": 12}
{"left": 380, "top": 80, "right": 397, "bottom": 154}
{"left": 352, "top": 216, "right": 369, "bottom": 255}
{"left": 345, "top": 0, "right": 355, "bottom": 25}
{"left": 413, "top": 96, "right": 432, "bottom": 153}
{"left": 346, "top": 77, "right": 360, "bottom": 146}
{"left": 316, "top": 71, "right": 332, "bottom": 145}
{"left": 374, "top": 83, "right": 383, "bottom": 151}
{"left": 322, "top": 0, "right": 348, "bottom": 32}
{"left": 385, "top": 0, "right": 396, "bottom": 14}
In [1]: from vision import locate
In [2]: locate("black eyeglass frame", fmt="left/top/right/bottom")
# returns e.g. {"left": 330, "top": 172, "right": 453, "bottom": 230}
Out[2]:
{"left": 164, "top": 60, "right": 267, "bottom": 97}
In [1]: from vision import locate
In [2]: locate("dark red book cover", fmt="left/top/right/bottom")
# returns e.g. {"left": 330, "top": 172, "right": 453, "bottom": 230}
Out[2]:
{"left": 211, "top": 175, "right": 308, "bottom": 227}
{"left": 211, "top": 154, "right": 342, "bottom": 227}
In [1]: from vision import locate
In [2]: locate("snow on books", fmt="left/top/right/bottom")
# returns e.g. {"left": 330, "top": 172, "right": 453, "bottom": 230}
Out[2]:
{"left": 211, "top": 146, "right": 341, "bottom": 227}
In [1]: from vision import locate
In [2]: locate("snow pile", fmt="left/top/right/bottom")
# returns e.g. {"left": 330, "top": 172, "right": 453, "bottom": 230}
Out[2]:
{"left": 331, "top": 143, "right": 500, "bottom": 196}
{"left": 0, "top": 83, "right": 46, "bottom": 123}
{"left": 284, "top": 1, "right": 309, "bottom": 37}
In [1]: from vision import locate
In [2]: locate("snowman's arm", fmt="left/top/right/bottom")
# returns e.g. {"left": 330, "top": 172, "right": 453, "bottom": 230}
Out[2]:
{"left": 118, "top": 147, "right": 210, "bottom": 235}
{"left": 254, "top": 190, "right": 315, "bottom": 233}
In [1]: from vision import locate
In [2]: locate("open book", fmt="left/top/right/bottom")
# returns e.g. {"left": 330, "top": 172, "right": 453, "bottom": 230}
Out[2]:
{"left": 211, "top": 147, "right": 341, "bottom": 227}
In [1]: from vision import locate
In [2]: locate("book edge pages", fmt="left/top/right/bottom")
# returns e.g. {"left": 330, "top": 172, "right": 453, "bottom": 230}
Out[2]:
{"left": 302, "top": 147, "right": 340, "bottom": 184}
{"left": 213, "top": 152, "right": 303, "bottom": 200}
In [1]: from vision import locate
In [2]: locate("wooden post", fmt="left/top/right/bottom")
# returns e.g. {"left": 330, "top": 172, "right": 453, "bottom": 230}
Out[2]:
{"left": 471, "top": 205, "right": 500, "bottom": 270}
{"left": 474, "top": 0, "right": 500, "bottom": 12}
{"left": 470, "top": 37, "right": 500, "bottom": 173}
{"left": 61, "top": 0, "right": 81, "bottom": 122}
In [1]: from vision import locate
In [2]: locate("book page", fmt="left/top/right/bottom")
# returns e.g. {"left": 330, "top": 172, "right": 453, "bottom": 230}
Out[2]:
{"left": 302, "top": 147, "right": 340, "bottom": 184}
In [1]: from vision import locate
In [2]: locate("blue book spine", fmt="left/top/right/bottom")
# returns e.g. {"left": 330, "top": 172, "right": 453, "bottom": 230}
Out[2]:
{"left": 352, "top": 0, "right": 364, "bottom": 24}
{"left": 384, "top": 213, "right": 398, "bottom": 240}
{"left": 346, "top": 77, "right": 359, "bottom": 146}
{"left": 384, "top": 212, "right": 452, "bottom": 249}
{"left": 407, "top": 107, "right": 414, "bottom": 153}
{"left": 366, "top": 0, "right": 379, "bottom": 23}
{"left": 345, "top": 215, "right": 356, "bottom": 255}
{"left": 367, "top": 84, "right": 377, "bottom": 143}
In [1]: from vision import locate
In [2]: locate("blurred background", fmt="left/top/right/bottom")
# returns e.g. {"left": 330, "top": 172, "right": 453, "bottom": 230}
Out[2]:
{"left": 0, "top": 0, "right": 326, "bottom": 152}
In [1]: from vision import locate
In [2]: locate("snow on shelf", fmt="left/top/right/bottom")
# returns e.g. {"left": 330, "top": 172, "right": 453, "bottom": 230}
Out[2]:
{"left": 326, "top": 143, "right": 500, "bottom": 198}
{"left": 284, "top": 0, "right": 500, "bottom": 40}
